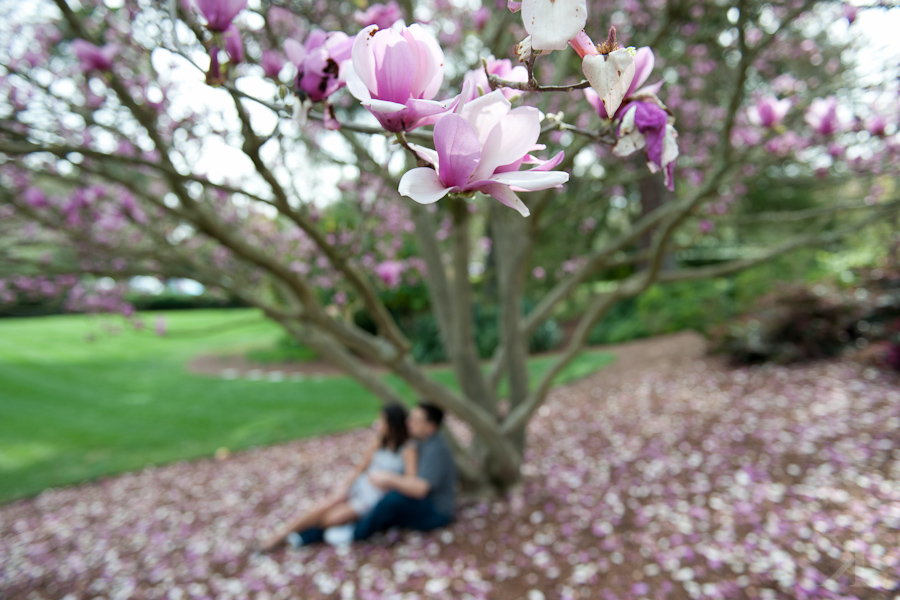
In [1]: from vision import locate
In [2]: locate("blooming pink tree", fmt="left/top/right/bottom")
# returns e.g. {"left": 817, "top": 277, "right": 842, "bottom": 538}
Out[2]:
{"left": 1, "top": 0, "right": 898, "bottom": 491}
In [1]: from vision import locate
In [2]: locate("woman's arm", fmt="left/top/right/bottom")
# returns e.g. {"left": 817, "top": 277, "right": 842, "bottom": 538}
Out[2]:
{"left": 402, "top": 443, "right": 418, "bottom": 477}
{"left": 336, "top": 437, "right": 379, "bottom": 497}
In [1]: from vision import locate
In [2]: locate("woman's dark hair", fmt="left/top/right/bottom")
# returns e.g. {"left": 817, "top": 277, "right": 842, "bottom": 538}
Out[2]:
{"left": 381, "top": 403, "right": 410, "bottom": 450}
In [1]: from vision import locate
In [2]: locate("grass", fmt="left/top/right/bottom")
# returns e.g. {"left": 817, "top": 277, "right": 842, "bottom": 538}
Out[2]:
{"left": 0, "top": 309, "right": 614, "bottom": 503}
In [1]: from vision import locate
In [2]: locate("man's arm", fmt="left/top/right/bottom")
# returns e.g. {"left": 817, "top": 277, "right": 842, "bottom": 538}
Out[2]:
{"left": 367, "top": 471, "right": 430, "bottom": 499}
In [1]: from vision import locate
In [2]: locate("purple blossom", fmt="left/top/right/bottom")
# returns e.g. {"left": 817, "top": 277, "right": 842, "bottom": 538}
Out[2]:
{"left": 260, "top": 51, "right": 285, "bottom": 80}
{"left": 462, "top": 57, "right": 527, "bottom": 102}
{"left": 195, "top": 0, "right": 247, "bottom": 32}
{"left": 375, "top": 260, "right": 404, "bottom": 288}
{"left": 354, "top": 1, "right": 403, "bottom": 30}
{"left": 285, "top": 30, "right": 353, "bottom": 103}
{"left": 805, "top": 96, "right": 842, "bottom": 136}
{"left": 223, "top": 24, "right": 243, "bottom": 63}
{"left": 613, "top": 100, "right": 679, "bottom": 191}
{"left": 747, "top": 95, "right": 790, "bottom": 128}
{"left": 71, "top": 39, "right": 118, "bottom": 72}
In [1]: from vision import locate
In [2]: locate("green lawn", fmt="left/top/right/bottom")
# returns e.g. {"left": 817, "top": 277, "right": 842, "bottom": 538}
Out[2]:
{"left": 0, "top": 309, "right": 614, "bottom": 503}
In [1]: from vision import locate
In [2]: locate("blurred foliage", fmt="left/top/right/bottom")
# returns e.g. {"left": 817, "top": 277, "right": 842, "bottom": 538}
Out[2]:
{"left": 587, "top": 251, "right": 820, "bottom": 345}
{"left": 245, "top": 334, "right": 319, "bottom": 364}
{"left": 354, "top": 289, "right": 562, "bottom": 364}
{"left": 712, "top": 267, "right": 900, "bottom": 365}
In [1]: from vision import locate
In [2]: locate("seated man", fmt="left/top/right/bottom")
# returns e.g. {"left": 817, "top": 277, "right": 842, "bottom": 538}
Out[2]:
{"left": 293, "top": 401, "right": 455, "bottom": 546}
{"left": 353, "top": 401, "right": 456, "bottom": 540}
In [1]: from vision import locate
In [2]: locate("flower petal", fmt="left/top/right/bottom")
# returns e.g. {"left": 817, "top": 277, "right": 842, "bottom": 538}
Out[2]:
{"left": 522, "top": 0, "right": 588, "bottom": 51}
{"left": 399, "top": 168, "right": 453, "bottom": 204}
{"left": 488, "top": 169, "right": 569, "bottom": 190}
{"left": 408, "top": 143, "right": 438, "bottom": 166}
{"left": 344, "top": 64, "right": 373, "bottom": 102}
{"left": 404, "top": 24, "right": 444, "bottom": 99}
{"left": 527, "top": 150, "right": 565, "bottom": 171}
{"left": 584, "top": 88, "right": 609, "bottom": 120}
{"left": 472, "top": 105, "right": 541, "bottom": 181}
{"left": 351, "top": 25, "right": 381, "bottom": 96}
{"left": 372, "top": 28, "right": 417, "bottom": 103}
{"left": 364, "top": 98, "right": 408, "bottom": 114}
{"left": 459, "top": 90, "right": 512, "bottom": 147}
{"left": 479, "top": 183, "right": 531, "bottom": 217}
{"left": 583, "top": 49, "right": 635, "bottom": 117}
{"left": 626, "top": 47, "right": 654, "bottom": 97}
{"left": 434, "top": 114, "right": 482, "bottom": 188}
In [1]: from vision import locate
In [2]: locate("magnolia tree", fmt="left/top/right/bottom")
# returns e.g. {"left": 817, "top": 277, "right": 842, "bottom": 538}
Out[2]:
{"left": 1, "top": 0, "right": 899, "bottom": 491}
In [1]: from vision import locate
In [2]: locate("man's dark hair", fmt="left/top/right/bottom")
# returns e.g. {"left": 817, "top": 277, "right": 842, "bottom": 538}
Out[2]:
{"left": 417, "top": 401, "right": 444, "bottom": 427}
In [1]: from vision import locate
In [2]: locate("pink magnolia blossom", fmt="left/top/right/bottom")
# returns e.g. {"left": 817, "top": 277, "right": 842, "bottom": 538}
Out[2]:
{"left": 805, "top": 96, "right": 842, "bottom": 136}
{"left": 511, "top": 0, "right": 587, "bottom": 51}
{"left": 472, "top": 7, "right": 491, "bottom": 31}
{"left": 260, "top": 51, "right": 284, "bottom": 79}
{"left": 747, "top": 95, "right": 790, "bottom": 128}
{"left": 613, "top": 99, "right": 679, "bottom": 191}
{"left": 155, "top": 316, "right": 167, "bottom": 337}
{"left": 764, "top": 131, "right": 806, "bottom": 156}
{"left": 354, "top": 1, "right": 403, "bottom": 30}
{"left": 285, "top": 30, "right": 353, "bottom": 103}
{"left": 375, "top": 260, "right": 404, "bottom": 288}
{"left": 398, "top": 90, "right": 569, "bottom": 217}
{"left": 843, "top": 3, "right": 858, "bottom": 24}
{"left": 345, "top": 24, "right": 458, "bottom": 133}
{"left": 71, "top": 39, "right": 118, "bottom": 72}
{"left": 196, "top": 0, "right": 247, "bottom": 32}
{"left": 462, "top": 57, "right": 527, "bottom": 101}
{"left": 223, "top": 24, "right": 243, "bottom": 62}
{"left": 867, "top": 114, "right": 887, "bottom": 137}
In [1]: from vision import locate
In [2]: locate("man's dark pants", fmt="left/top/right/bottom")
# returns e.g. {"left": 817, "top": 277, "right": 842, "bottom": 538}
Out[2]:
{"left": 297, "top": 491, "right": 452, "bottom": 545}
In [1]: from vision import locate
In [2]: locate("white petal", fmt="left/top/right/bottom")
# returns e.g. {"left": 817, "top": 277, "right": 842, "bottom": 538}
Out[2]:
{"left": 661, "top": 124, "right": 679, "bottom": 167}
{"left": 522, "top": 0, "right": 588, "bottom": 51}
{"left": 613, "top": 131, "right": 645, "bottom": 157}
{"left": 364, "top": 98, "right": 408, "bottom": 114}
{"left": 481, "top": 183, "right": 531, "bottom": 217}
{"left": 408, "top": 143, "right": 438, "bottom": 167}
{"left": 399, "top": 168, "right": 451, "bottom": 204}
{"left": 344, "top": 64, "right": 372, "bottom": 102}
{"left": 489, "top": 169, "right": 569, "bottom": 190}
{"left": 583, "top": 50, "right": 635, "bottom": 117}
{"left": 351, "top": 25, "right": 380, "bottom": 95}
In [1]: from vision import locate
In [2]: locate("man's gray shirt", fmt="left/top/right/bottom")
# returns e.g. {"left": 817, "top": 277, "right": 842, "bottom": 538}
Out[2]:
{"left": 416, "top": 433, "right": 456, "bottom": 519}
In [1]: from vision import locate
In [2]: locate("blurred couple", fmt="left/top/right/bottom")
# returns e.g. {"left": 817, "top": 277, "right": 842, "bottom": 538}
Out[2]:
{"left": 260, "top": 401, "right": 456, "bottom": 550}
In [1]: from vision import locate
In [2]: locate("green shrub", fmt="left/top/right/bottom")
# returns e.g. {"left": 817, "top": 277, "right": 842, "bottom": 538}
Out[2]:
{"left": 246, "top": 334, "right": 318, "bottom": 363}
{"left": 128, "top": 292, "right": 246, "bottom": 311}
{"left": 402, "top": 302, "right": 562, "bottom": 365}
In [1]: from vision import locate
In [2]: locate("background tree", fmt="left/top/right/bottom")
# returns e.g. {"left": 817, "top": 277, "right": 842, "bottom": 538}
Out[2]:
{"left": 1, "top": 0, "right": 898, "bottom": 493}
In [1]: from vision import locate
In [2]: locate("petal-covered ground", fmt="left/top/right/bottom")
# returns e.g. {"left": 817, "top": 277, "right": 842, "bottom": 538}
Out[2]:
{"left": 2, "top": 337, "right": 899, "bottom": 600}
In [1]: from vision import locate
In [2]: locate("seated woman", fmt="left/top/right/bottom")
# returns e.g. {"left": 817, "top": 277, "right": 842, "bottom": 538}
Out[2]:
{"left": 260, "top": 403, "right": 415, "bottom": 550}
